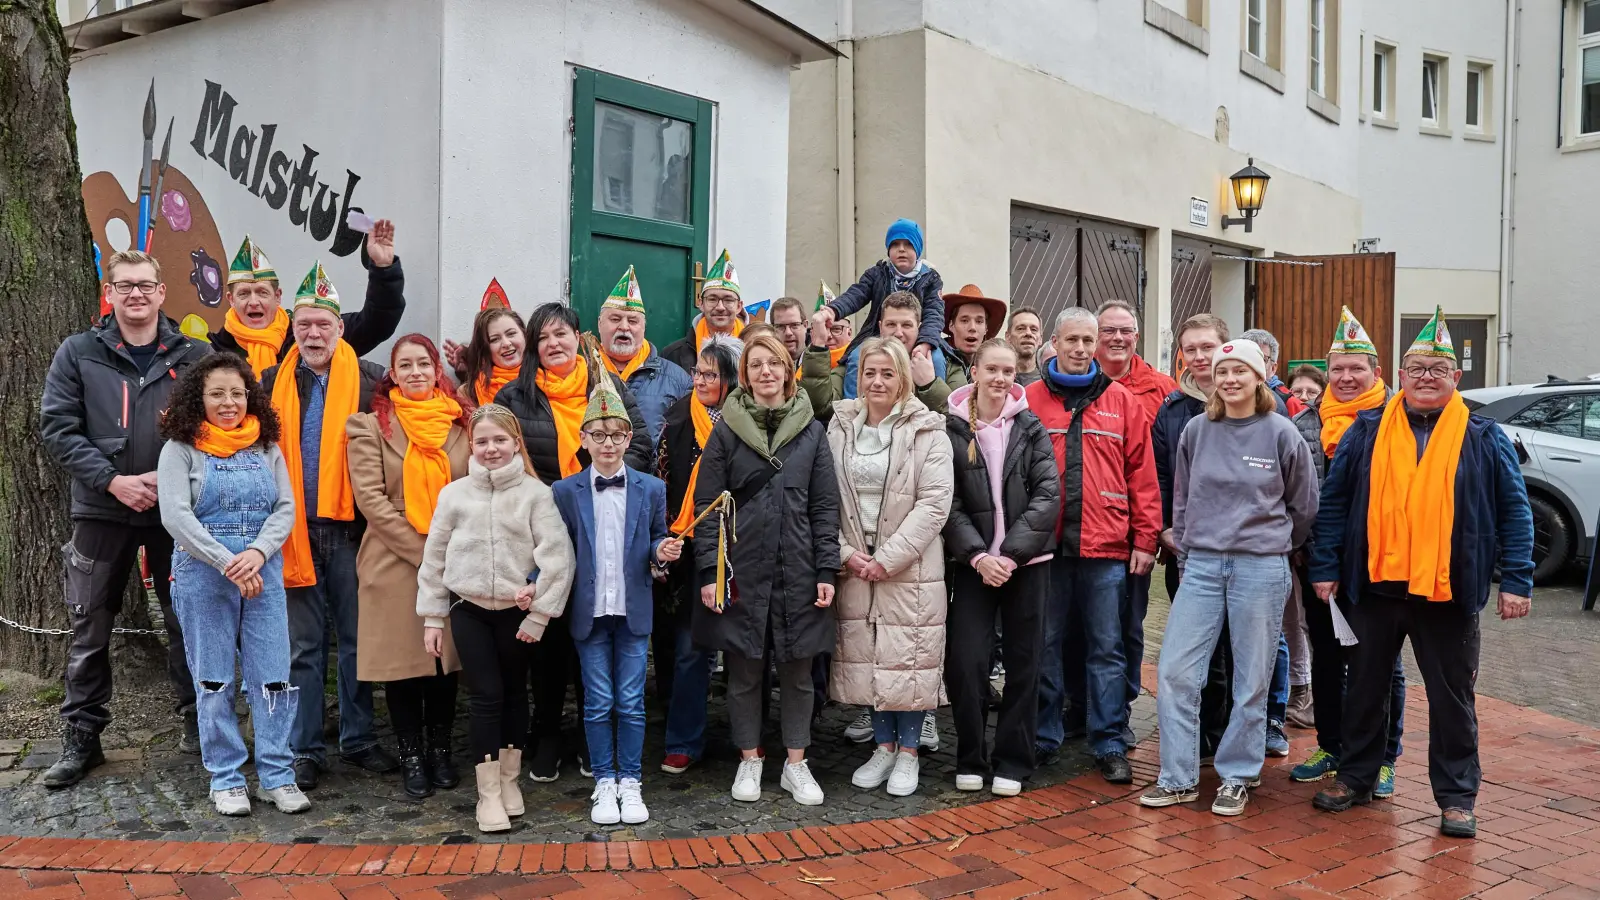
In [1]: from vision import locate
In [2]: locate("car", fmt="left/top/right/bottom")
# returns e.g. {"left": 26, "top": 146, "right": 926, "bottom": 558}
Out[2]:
{"left": 1462, "top": 378, "right": 1600, "bottom": 584}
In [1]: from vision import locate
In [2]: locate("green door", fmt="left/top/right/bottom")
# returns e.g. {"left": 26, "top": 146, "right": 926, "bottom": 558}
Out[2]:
{"left": 571, "top": 70, "right": 713, "bottom": 348}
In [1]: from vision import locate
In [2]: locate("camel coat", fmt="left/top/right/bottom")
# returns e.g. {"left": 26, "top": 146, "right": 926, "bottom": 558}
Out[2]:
{"left": 347, "top": 412, "right": 469, "bottom": 682}
{"left": 826, "top": 397, "right": 954, "bottom": 711}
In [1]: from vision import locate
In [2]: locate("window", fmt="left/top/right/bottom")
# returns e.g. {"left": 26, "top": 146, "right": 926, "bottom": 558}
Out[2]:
{"left": 1145, "top": 0, "right": 1210, "bottom": 54}
{"left": 1584, "top": 0, "right": 1600, "bottom": 135}
{"left": 1240, "top": 0, "right": 1285, "bottom": 90}
{"left": 1466, "top": 63, "right": 1489, "bottom": 132}
{"left": 1371, "top": 41, "right": 1396, "bottom": 121}
{"left": 1421, "top": 57, "right": 1441, "bottom": 125}
{"left": 1309, "top": 0, "right": 1326, "bottom": 95}
{"left": 1246, "top": 0, "right": 1267, "bottom": 60}
{"left": 1509, "top": 395, "right": 1588, "bottom": 440}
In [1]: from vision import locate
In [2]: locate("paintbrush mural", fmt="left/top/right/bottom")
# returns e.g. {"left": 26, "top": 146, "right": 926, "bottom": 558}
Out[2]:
{"left": 82, "top": 80, "right": 226, "bottom": 338}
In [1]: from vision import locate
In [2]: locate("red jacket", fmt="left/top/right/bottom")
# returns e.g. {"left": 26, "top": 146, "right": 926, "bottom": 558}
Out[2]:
{"left": 1026, "top": 370, "right": 1163, "bottom": 561}
{"left": 1105, "top": 353, "right": 1177, "bottom": 425}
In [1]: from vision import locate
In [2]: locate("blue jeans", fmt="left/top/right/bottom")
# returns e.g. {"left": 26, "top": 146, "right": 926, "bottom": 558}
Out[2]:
{"left": 1156, "top": 551, "right": 1291, "bottom": 790}
{"left": 286, "top": 521, "right": 375, "bottom": 765}
{"left": 872, "top": 709, "right": 927, "bottom": 749}
{"left": 663, "top": 612, "right": 713, "bottom": 760}
{"left": 1268, "top": 632, "right": 1290, "bottom": 724}
{"left": 575, "top": 615, "right": 649, "bottom": 782}
{"left": 1042, "top": 557, "right": 1129, "bottom": 758}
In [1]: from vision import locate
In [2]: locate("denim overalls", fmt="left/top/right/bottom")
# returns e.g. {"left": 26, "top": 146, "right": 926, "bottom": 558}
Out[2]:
{"left": 170, "top": 447, "right": 296, "bottom": 792}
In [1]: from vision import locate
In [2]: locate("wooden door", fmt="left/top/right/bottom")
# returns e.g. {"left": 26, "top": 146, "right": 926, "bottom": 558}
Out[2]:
{"left": 1255, "top": 252, "right": 1395, "bottom": 371}
{"left": 1009, "top": 206, "right": 1143, "bottom": 333}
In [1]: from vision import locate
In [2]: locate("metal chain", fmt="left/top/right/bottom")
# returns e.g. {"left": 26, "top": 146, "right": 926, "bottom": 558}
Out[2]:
{"left": 0, "top": 613, "right": 166, "bottom": 637}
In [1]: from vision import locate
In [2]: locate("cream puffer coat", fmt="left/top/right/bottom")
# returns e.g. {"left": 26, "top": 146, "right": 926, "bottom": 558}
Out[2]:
{"left": 826, "top": 397, "right": 954, "bottom": 711}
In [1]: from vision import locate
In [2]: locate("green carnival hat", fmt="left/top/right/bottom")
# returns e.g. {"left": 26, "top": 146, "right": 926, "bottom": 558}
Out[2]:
{"left": 1329, "top": 305, "right": 1377, "bottom": 357}
{"left": 293, "top": 262, "right": 341, "bottom": 316}
{"left": 816, "top": 280, "right": 836, "bottom": 312}
{"left": 582, "top": 377, "right": 630, "bottom": 427}
{"left": 700, "top": 249, "right": 740, "bottom": 298}
{"left": 226, "top": 235, "right": 277, "bottom": 285}
{"left": 600, "top": 265, "right": 645, "bottom": 314}
{"left": 1404, "top": 306, "right": 1456, "bottom": 361}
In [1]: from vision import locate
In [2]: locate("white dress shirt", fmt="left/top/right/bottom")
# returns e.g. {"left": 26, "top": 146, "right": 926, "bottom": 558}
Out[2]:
{"left": 592, "top": 467, "right": 628, "bottom": 618}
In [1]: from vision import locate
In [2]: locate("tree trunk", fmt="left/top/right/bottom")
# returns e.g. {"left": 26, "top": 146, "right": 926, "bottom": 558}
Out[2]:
{"left": 0, "top": 1, "right": 104, "bottom": 677}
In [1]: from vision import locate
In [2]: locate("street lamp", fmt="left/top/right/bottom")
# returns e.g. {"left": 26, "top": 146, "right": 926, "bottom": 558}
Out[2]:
{"left": 1221, "top": 158, "right": 1271, "bottom": 233}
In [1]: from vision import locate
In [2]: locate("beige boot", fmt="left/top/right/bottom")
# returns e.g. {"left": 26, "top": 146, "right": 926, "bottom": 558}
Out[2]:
{"left": 474, "top": 757, "right": 510, "bottom": 833}
{"left": 499, "top": 747, "right": 524, "bottom": 817}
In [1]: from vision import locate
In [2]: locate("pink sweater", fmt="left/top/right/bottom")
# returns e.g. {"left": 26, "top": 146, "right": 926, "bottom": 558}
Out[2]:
{"left": 948, "top": 383, "right": 1050, "bottom": 567}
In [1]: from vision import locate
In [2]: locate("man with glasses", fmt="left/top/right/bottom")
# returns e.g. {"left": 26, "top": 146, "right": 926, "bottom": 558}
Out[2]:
{"left": 663, "top": 249, "right": 744, "bottom": 373}
{"left": 40, "top": 250, "right": 213, "bottom": 788}
{"left": 595, "top": 267, "right": 690, "bottom": 445}
{"left": 769, "top": 297, "right": 810, "bottom": 367}
{"left": 1309, "top": 307, "right": 1533, "bottom": 840}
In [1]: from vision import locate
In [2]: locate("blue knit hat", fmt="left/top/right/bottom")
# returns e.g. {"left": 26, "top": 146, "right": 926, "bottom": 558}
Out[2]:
{"left": 885, "top": 218, "right": 924, "bottom": 258}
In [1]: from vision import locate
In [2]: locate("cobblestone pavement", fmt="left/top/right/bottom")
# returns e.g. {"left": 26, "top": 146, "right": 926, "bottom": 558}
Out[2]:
{"left": 0, "top": 674, "right": 1157, "bottom": 844}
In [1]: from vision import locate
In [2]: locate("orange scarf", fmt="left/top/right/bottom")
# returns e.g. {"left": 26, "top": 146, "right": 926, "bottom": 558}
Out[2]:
{"left": 194, "top": 415, "right": 262, "bottom": 458}
{"left": 474, "top": 364, "right": 520, "bottom": 407}
{"left": 829, "top": 345, "right": 849, "bottom": 368}
{"left": 1366, "top": 392, "right": 1470, "bottom": 601}
{"left": 390, "top": 389, "right": 461, "bottom": 534}
{"left": 1320, "top": 379, "right": 1388, "bottom": 458}
{"left": 273, "top": 341, "right": 360, "bottom": 588}
{"left": 670, "top": 395, "right": 717, "bottom": 533}
{"left": 602, "top": 341, "right": 653, "bottom": 382}
{"left": 224, "top": 308, "right": 290, "bottom": 378}
{"left": 535, "top": 358, "right": 590, "bottom": 478}
{"left": 694, "top": 317, "right": 742, "bottom": 352}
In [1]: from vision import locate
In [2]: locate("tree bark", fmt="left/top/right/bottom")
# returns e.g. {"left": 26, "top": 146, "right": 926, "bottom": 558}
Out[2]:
{"left": 0, "top": 1, "right": 104, "bottom": 677}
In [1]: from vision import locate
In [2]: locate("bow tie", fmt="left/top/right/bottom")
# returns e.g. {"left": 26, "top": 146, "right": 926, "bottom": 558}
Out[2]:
{"left": 596, "top": 474, "right": 626, "bottom": 492}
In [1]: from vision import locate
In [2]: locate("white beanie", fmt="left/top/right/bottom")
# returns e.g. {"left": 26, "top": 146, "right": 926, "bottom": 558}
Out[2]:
{"left": 1211, "top": 339, "right": 1267, "bottom": 381}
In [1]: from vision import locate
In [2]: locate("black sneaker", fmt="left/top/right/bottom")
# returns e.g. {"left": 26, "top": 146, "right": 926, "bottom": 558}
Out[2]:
{"left": 1440, "top": 808, "right": 1478, "bottom": 839}
{"left": 577, "top": 748, "right": 593, "bottom": 779}
{"left": 341, "top": 744, "right": 401, "bottom": 774}
{"left": 528, "top": 741, "right": 561, "bottom": 783}
{"left": 292, "top": 758, "right": 320, "bottom": 791}
{"left": 1138, "top": 784, "right": 1198, "bottom": 807}
{"left": 1211, "top": 783, "right": 1249, "bottom": 816}
{"left": 1096, "top": 752, "right": 1133, "bottom": 784}
{"left": 1035, "top": 746, "right": 1061, "bottom": 767}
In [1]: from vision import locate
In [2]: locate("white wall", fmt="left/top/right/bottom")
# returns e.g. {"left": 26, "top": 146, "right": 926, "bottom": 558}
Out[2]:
{"left": 436, "top": 0, "right": 797, "bottom": 343}
{"left": 68, "top": 0, "right": 443, "bottom": 353}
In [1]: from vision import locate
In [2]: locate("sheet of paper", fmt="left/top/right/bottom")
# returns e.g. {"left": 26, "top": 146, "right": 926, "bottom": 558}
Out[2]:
{"left": 345, "top": 211, "right": 376, "bottom": 234}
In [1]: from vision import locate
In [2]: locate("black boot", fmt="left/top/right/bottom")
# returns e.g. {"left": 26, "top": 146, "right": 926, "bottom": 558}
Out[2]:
{"left": 43, "top": 724, "right": 105, "bottom": 789}
{"left": 425, "top": 722, "right": 459, "bottom": 789}
{"left": 179, "top": 705, "right": 201, "bottom": 755}
{"left": 396, "top": 733, "right": 432, "bottom": 799}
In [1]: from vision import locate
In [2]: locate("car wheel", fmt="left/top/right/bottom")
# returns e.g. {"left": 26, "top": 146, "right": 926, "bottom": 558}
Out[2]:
{"left": 1530, "top": 494, "right": 1573, "bottom": 585}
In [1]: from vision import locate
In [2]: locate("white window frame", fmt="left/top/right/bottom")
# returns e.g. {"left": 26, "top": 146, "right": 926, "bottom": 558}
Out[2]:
{"left": 1309, "top": 0, "right": 1327, "bottom": 96}
{"left": 1463, "top": 62, "right": 1494, "bottom": 139}
{"left": 1421, "top": 52, "right": 1450, "bottom": 136}
{"left": 1370, "top": 40, "right": 1397, "bottom": 126}
{"left": 1582, "top": 1, "right": 1600, "bottom": 137}
{"left": 1246, "top": 0, "right": 1267, "bottom": 61}
{"left": 1421, "top": 58, "right": 1440, "bottom": 125}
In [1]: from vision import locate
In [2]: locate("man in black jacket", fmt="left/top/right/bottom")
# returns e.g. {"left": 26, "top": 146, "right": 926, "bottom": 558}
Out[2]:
{"left": 39, "top": 250, "right": 213, "bottom": 788}
{"left": 210, "top": 220, "right": 406, "bottom": 365}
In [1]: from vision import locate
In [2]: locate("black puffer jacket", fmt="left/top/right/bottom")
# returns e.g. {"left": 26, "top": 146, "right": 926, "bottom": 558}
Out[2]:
{"left": 211, "top": 249, "right": 407, "bottom": 362}
{"left": 690, "top": 397, "right": 841, "bottom": 662}
{"left": 40, "top": 314, "right": 212, "bottom": 526}
{"left": 494, "top": 369, "right": 653, "bottom": 485}
{"left": 944, "top": 410, "right": 1060, "bottom": 566}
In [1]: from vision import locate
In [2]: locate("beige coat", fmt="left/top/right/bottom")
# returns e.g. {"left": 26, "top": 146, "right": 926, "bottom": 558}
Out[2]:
{"left": 347, "top": 412, "right": 470, "bottom": 682}
{"left": 827, "top": 397, "right": 954, "bottom": 711}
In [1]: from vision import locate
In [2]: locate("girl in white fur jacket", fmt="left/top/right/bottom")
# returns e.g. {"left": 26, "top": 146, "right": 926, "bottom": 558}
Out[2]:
{"left": 417, "top": 404, "right": 574, "bottom": 833}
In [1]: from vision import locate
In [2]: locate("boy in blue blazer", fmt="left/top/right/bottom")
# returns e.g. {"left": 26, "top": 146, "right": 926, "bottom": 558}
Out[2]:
{"left": 552, "top": 378, "right": 682, "bottom": 827}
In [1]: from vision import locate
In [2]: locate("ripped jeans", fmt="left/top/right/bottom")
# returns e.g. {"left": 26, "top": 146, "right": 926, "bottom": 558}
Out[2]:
{"left": 172, "top": 546, "right": 297, "bottom": 792}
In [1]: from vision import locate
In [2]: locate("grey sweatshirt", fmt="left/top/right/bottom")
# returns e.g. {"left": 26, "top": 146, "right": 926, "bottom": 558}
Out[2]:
{"left": 157, "top": 441, "right": 297, "bottom": 571}
{"left": 1172, "top": 412, "right": 1318, "bottom": 555}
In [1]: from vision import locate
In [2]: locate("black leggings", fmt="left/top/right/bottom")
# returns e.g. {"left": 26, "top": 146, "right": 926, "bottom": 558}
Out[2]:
{"left": 527, "top": 611, "right": 585, "bottom": 754}
{"left": 386, "top": 668, "right": 458, "bottom": 739}
{"left": 450, "top": 603, "right": 529, "bottom": 762}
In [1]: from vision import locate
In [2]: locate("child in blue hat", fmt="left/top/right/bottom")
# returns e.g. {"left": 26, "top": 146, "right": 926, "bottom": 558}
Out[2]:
{"left": 812, "top": 218, "right": 944, "bottom": 361}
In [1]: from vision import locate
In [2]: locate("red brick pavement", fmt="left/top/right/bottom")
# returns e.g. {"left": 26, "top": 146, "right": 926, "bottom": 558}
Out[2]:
{"left": 6, "top": 676, "right": 1600, "bottom": 899}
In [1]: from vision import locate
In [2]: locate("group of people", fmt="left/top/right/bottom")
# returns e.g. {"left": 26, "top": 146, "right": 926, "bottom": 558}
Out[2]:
{"left": 38, "top": 215, "right": 1531, "bottom": 841}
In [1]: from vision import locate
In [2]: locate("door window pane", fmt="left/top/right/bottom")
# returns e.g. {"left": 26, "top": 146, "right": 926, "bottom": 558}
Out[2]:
{"left": 592, "top": 102, "right": 693, "bottom": 224}
{"left": 1508, "top": 395, "right": 1585, "bottom": 439}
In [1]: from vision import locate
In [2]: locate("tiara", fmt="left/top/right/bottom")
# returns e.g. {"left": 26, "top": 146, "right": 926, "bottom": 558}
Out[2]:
{"left": 471, "top": 403, "right": 511, "bottom": 421}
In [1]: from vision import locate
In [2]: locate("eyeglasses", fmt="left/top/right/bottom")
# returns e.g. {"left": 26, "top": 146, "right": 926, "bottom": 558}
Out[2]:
{"left": 1403, "top": 365, "right": 1454, "bottom": 380}
{"left": 828, "top": 324, "right": 851, "bottom": 335}
{"left": 692, "top": 370, "right": 722, "bottom": 382}
{"left": 701, "top": 297, "right": 740, "bottom": 310}
{"left": 583, "top": 430, "right": 631, "bottom": 446}
{"left": 110, "top": 281, "right": 160, "bottom": 295}
{"left": 1099, "top": 326, "right": 1137, "bottom": 337}
{"left": 204, "top": 390, "right": 249, "bottom": 403}
{"left": 775, "top": 322, "right": 806, "bottom": 332}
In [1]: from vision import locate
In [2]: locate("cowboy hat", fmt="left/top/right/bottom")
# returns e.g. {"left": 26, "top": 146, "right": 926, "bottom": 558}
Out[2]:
{"left": 942, "top": 284, "right": 1007, "bottom": 341}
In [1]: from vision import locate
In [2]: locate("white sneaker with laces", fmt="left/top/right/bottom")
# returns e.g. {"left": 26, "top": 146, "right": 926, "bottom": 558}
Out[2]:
{"left": 211, "top": 786, "right": 251, "bottom": 816}
{"left": 590, "top": 778, "right": 621, "bottom": 825}
{"left": 618, "top": 777, "right": 648, "bottom": 825}
{"left": 955, "top": 774, "right": 984, "bottom": 792}
{"left": 731, "top": 757, "right": 764, "bottom": 802}
{"left": 991, "top": 776, "right": 1022, "bottom": 797}
{"left": 851, "top": 747, "right": 896, "bottom": 790}
{"left": 919, "top": 714, "right": 940, "bottom": 753}
{"left": 887, "top": 752, "right": 921, "bottom": 797}
{"left": 844, "top": 711, "right": 874, "bottom": 743}
{"left": 255, "top": 783, "right": 311, "bottom": 814}
{"left": 781, "top": 760, "right": 825, "bottom": 806}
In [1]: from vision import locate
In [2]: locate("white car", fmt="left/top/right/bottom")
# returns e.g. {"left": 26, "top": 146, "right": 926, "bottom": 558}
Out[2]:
{"left": 1463, "top": 380, "right": 1600, "bottom": 583}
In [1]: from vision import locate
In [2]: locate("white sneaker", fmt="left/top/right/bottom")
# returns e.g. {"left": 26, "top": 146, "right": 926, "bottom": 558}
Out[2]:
{"left": 618, "top": 777, "right": 648, "bottom": 825}
{"left": 851, "top": 747, "right": 896, "bottom": 790}
{"left": 211, "top": 786, "right": 251, "bottom": 816}
{"left": 955, "top": 774, "right": 984, "bottom": 792}
{"left": 844, "top": 711, "right": 874, "bottom": 743}
{"left": 887, "top": 752, "right": 920, "bottom": 797}
{"left": 919, "top": 714, "right": 940, "bottom": 753}
{"left": 781, "top": 760, "right": 825, "bottom": 806}
{"left": 255, "top": 783, "right": 311, "bottom": 814}
{"left": 991, "top": 776, "right": 1022, "bottom": 797}
{"left": 731, "top": 757, "right": 764, "bottom": 802}
{"left": 590, "top": 778, "right": 621, "bottom": 826}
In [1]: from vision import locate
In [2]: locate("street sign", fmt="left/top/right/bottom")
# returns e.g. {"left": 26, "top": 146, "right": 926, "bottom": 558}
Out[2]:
{"left": 1189, "top": 197, "right": 1209, "bottom": 228}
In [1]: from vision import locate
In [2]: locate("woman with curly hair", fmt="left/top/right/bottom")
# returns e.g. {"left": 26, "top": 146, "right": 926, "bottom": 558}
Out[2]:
{"left": 157, "top": 353, "right": 306, "bottom": 817}
{"left": 346, "top": 335, "right": 471, "bottom": 799}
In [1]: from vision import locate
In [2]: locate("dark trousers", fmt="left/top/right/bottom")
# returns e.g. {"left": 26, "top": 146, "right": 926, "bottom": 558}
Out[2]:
{"left": 1121, "top": 570, "right": 1151, "bottom": 722}
{"left": 1298, "top": 565, "right": 1405, "bottom": 763}
{"left": 386, "top": 670, "right": 459, "bottom": 740}
{"left": 1337, "top": 592, "right": 1481, "bottom": 811}
{"left": 527, "top": 611, "right": 586, "bottom": 758}
{"left": 1168, "top": 561, "right": 1231, "bottom": 755}
{"left": 286, "top": 522, "right": 375, "bottom": 764}
{"left": 60, "top": 521, "right": 195, "bottom": 733}
{"left": 947, "top": 565, "right": 1045, "bottom": 781}
{"left": 451, "top": 603, "right": 530, "bottom": 762}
